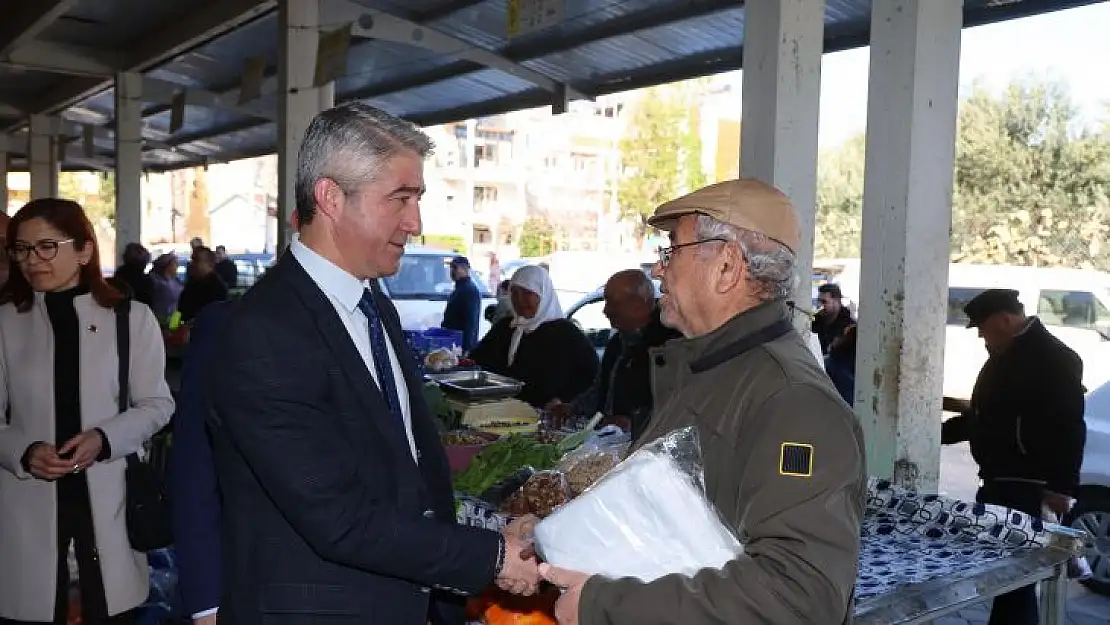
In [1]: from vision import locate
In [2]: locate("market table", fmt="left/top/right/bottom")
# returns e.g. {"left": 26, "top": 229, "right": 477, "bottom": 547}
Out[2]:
{"left": 852, "top": 479, "right": 1087, "bottom": 625}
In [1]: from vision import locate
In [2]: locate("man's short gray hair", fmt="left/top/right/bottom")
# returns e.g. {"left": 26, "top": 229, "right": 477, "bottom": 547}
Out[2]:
{"left": 295, "top": 102, "right": 434, "bottom": 224}
{"left": 694, "top": 214, "right": 797, "bottom": 301}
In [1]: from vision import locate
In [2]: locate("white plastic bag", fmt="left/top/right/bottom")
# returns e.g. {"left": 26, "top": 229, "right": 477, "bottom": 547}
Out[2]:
{"left": 533, "top": 427, "right": 742, "bottom": 582}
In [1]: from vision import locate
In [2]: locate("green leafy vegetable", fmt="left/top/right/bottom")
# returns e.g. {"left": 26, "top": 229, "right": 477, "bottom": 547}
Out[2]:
{"left": 453, "top": 435, "right": 560, "bottom": 497}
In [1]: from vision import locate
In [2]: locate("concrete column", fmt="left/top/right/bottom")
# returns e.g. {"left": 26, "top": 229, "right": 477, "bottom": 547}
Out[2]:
{"left": 0, "top": 135, "right": 8, "bottom": 212}
{"left": 855, "top": 0, "right": 963, "bottom": 492}
{"left": 28, "top": 115, "right": 58, "bottom": 200}
{"left": 115, "top": 72, "right": 144, "bottom": 259}
{"left": 739, "top": 0, "right": 823, "bottom": 328}
{"left": 276, "top": 0, "right": 335, "bottom": 251}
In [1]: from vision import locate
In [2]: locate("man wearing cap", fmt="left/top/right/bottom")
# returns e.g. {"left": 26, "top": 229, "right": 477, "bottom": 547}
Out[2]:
{"left": 538, "top": 179, "right": 867, "bottom": 625}
{"left": 442, "top": 255, "right": 482, "bottom": 351}
{"left": 942, "top": 288, "right": 1085, "bottom": 625}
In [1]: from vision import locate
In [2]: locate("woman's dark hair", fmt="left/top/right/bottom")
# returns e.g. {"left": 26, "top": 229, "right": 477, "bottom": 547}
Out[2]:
{"left": 0, "top": 198, "right": 123, "bottom": 313}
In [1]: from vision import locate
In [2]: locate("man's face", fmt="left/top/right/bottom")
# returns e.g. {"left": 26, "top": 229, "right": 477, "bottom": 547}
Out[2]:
{"left": 819, "top": 292, "right": 841, "bottom": 314}
{"left": 334, "top": 151, "right": 424, "bottom": 279}
{"left": 602, "top": 283, "right": 646, "bottom": 334}
{"left": 652, "top": 215, "right": 709, "bottom": 337}
{"left": 450, "top": 263, "right": 467, "bottom": 281}
{"left": 215, "top": 246, "right": 227, "bottom": 262}
{"left": 977, "top": 313, "right": 1016, "bottom": 355}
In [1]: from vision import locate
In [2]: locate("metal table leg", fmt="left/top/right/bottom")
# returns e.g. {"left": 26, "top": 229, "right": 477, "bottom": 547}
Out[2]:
{"left": 1038, "top": 563, "right": 1068, "bottom": 625}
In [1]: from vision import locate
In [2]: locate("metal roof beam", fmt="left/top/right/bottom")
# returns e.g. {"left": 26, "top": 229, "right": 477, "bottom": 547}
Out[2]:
{"left": 1, "top": 41, "right": 126, "bottom": 77}
{"left": 323, "top": 0, "right": 586, "bottom": 100}
{"left": 0, "top": 0, "right": 79, "bottom": 57}
{"left": 12, "top": 0, "right": 276, "bottom": 130}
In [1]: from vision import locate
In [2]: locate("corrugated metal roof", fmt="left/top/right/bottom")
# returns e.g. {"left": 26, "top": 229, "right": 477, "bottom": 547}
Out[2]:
{"left": 0, "top": 0, "right": 1103, "bottom": 172}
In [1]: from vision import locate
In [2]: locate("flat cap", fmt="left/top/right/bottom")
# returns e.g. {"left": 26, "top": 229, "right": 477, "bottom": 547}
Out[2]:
{"left": 963, "top": 288, "right": 1023, "bottom": 328}
{"left": 647, "top": 178, "right": 801, "bottom": 253}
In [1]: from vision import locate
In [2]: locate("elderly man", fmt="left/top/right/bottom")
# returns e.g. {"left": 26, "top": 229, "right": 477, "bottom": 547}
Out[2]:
{"left": 547, "top": 269, "right": 680, "bottom": 440}
{"left": 539, "top": 179, "right": 867, "bottom": 625}
{"left": 207, "top": 102, "right": 539, "bottom": 625}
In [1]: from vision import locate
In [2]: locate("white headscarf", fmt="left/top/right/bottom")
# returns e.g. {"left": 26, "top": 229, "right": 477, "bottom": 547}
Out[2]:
{"left": 508, "top": 265, "right": 564, "bottom": 365}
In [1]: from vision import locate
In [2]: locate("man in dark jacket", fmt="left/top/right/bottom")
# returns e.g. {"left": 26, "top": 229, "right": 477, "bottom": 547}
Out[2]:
{"left": 812, "top": 283, "right": 854, "bottom": 354}
{"left": 546, "top": 270, "right": 680, "bottom": 440}
{"left": 111, "top": 242, "right": 155, "bottom": 308}
{"left": 441, "top": 256, "right": 481, "bottom": 351}
{"left": 942, "top": 288, "right": 1086, "bottom": 625}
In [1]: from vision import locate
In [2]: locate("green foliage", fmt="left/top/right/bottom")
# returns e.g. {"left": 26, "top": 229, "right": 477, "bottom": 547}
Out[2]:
{"left": 58, "top": 172, "right": 116, "bottom": 225}
{"left": 420, "top": 234, "right": 467, "bottom": 252}
{"left": 518, "top": 216, "right": 556, "bottom": 257}
{"left": 617, "top": 83, "right": 706, "bottom": 242}
{"left": 815, "top": 78, "right": 1110, "bottom": 269}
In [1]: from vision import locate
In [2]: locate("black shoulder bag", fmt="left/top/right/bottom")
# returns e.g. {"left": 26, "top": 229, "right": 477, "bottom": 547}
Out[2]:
{"left": 116, "top": 300, "right": 174, "bottom": 551}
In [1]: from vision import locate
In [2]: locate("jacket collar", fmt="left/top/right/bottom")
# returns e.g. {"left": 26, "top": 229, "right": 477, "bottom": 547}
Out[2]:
{"left": 675, "top": 300, "right": 792, "bottom": 373}
{"left": 288, "top": 233, "right": 371, "bottom": 314}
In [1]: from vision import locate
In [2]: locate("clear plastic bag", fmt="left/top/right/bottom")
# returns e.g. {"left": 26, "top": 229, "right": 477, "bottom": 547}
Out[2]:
{"left": 533, "top": 427, "right": 743, "bottom": 582}
{"left": 520, "top": 470, "right": 571, "bottom": 518}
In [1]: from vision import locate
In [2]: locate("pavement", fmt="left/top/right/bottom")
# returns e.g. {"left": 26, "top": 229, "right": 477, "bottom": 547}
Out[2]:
{"left": 933, "top": 443, "right": 1109, "bottom": 624}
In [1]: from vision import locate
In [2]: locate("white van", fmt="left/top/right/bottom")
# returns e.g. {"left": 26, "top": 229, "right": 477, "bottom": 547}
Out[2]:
{"left": 380, "top": 247, "right": 499, "bottom": 339}
{"left": 827, "top": 261, "right": 1110, "bottom": 400}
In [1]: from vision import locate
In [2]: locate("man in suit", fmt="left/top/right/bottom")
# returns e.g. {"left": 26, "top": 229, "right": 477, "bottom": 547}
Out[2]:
{"left": 170, "top": 300, "right": 234, "bottom": 625}
{"left": 207, "top": 102, "right": 539, "bottom": 625}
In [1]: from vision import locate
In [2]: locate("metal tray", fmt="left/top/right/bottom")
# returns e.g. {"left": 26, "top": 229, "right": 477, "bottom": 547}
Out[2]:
{"left": 428, "top": 370, "right": 524, "bottom": 399}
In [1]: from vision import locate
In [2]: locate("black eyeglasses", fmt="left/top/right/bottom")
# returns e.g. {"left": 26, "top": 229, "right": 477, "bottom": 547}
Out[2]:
{"left": 655, "top": 237, "right": 728, "bottom": 267}
{"left": 8, "top": 238, "right": 75, "bottom": 262}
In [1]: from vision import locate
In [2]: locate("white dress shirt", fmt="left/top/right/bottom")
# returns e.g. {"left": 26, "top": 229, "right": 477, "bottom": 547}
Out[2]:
{"left": 291, "top": 235, "right": 418, "bottom": 461}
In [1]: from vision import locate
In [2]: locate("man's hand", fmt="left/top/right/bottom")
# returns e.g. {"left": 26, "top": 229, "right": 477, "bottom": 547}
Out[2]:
{"left": 1042, "top": 490, "right": 1072, "bottom": 517}
{"left": 539, "top": 563, "right": 590, "bottom": 625}
{"left": 58, "top": 430, "right": 105, "bottom": 469}
{"left": 505, "top": 514, "right": 540, "bottom": 560}
{"left": 193, "top": 614, "right": 217, "bottom": 625}
{"left": 495, "top": 534, "right": 541, "bottom": 596}
{"left": 25, "top": 443, "right": 79, "bottom": 480}
{"left": 599, "top": 415, "right": 632, "bottom": 433}
{"left": 544, "top": 400, "right": 572, "bottom": 428}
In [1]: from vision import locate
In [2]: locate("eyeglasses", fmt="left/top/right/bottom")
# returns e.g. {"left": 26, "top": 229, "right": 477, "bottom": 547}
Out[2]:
{"left": 655, "top": 238, "right": 727, "bottom": 267}
{"left": 8, "top": 238, "right": 75, "bottom": 263}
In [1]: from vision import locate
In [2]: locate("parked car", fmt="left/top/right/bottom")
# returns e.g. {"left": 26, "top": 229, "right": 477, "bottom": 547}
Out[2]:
{"left": 1069, "top": 382, "right": 1110, "bottom": 595}
{"left": 381, "top": 246, "right": 499, "bottom": 340}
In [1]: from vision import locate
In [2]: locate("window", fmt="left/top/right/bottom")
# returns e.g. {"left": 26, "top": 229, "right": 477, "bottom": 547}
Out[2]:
{"left": 567, "top": 297, "right": 611, "bottom": 349}
{"left": 381, "top": 254, "right": 492, "bottom": 301}
{"left": 473, "top": 226, "right": 492, "bottom": 244}
{"left": 1038, "top": 289, "right": 1110, "bottom": 331}
{"left": 947, "top": 287, "right": 988, "bottom": 326}
{"left": 473, "top": 186, "right": 499, "bottom": 203}
{"left": 474, "top": 143, "right": 498, "bottom": 165}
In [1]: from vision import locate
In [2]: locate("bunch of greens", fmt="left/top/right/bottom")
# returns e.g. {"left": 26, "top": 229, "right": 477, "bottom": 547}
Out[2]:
{"left": 453, "top": 435, "right": 560, "bottom": 497}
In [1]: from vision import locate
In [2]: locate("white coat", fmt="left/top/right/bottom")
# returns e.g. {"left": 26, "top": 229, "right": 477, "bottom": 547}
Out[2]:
{"left": 0, "top": 293, "right": 175, "bottom": 621}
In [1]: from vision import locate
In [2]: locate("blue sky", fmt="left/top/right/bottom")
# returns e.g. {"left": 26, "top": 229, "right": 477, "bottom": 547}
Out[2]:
{"left": 721, "top": 3, "right": 1110, "bottom": 148}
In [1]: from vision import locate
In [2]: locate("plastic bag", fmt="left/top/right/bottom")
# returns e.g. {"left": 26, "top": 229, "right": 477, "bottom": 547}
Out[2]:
{"left": 533, "top": 427, "right": 743, "bottom": 582}
{"left": 520, "top": 470, "right": 570, "bottom": 518}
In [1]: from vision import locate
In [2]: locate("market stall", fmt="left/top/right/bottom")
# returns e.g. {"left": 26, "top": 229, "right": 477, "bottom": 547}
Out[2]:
{"left": 431, "top": 369, "right": 1090, "bottom": 625}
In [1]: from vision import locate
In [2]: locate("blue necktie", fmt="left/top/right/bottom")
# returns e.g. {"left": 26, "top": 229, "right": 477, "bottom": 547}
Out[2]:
{"left": 357, "top": 288, "right": 404, "bottom": 424}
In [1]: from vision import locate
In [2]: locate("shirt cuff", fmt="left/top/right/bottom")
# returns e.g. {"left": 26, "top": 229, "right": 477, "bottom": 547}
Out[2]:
{"left": 191, "top": 607, "right": 218, "bottom": 620}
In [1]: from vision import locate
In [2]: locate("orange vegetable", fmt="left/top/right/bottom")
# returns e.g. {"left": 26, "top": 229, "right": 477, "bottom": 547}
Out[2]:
{"left": 468, "top": 586, "right": 559, "bottom": 625}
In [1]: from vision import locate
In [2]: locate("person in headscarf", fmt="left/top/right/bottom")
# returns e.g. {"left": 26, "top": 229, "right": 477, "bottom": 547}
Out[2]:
{"left": 469, "top": 265, "right": 598, "bottom": 408}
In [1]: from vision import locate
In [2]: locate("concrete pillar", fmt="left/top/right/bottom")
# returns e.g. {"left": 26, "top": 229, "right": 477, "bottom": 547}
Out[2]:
{"left": 115, "top": 72, "right": 144, "bottom": 259}
{"left": 276, "top": 0, "right": 335, "bottom": 251}
{"left": 0, "top": 135, "right": 8, "bottom": 212}
{"left": 28, "top": 115, "right": 58, "bottom": 200}
{"left": 855, "top": 0, "right": 963, "bottom": 492}
{"left": 739, "top": 0, "right": 823, "bottom": 328}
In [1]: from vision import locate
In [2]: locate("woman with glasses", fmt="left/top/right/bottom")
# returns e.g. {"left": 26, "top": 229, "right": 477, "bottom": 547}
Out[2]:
{"left": 0, "top": 199, "right": 175, "bottom": 625}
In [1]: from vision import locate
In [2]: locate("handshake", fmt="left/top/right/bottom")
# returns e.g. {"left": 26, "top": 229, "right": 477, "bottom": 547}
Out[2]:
{"left": 494, "top": 514, "right": 542, "bottom": 595}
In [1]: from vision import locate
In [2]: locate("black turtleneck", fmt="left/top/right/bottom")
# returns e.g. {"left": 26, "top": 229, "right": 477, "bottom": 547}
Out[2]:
{"left": 43, "top": 284, "right": 87, "bottom": 448}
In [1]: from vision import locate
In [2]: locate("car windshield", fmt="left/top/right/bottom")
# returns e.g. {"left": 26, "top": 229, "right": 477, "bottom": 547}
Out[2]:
{"left": 382, "top": 254, "right": 492, "bottom": 300}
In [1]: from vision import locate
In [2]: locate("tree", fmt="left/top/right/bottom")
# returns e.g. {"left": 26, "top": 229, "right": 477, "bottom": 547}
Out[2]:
{"left": 518, "top": 215, "right": 556, "bottom": 257}
{"left": 813, "top": 77, "right": 1110, "bottom": 269}
{"left": 58, "top": 172, "right": 116, "bottom": 226}
{"left": 617, "top": 83, "right": 706, "bottom": 244}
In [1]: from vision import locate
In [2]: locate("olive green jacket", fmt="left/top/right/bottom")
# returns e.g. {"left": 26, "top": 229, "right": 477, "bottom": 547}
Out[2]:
{"left": 579, "top": 300, "right": 867, "bottom": 625}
